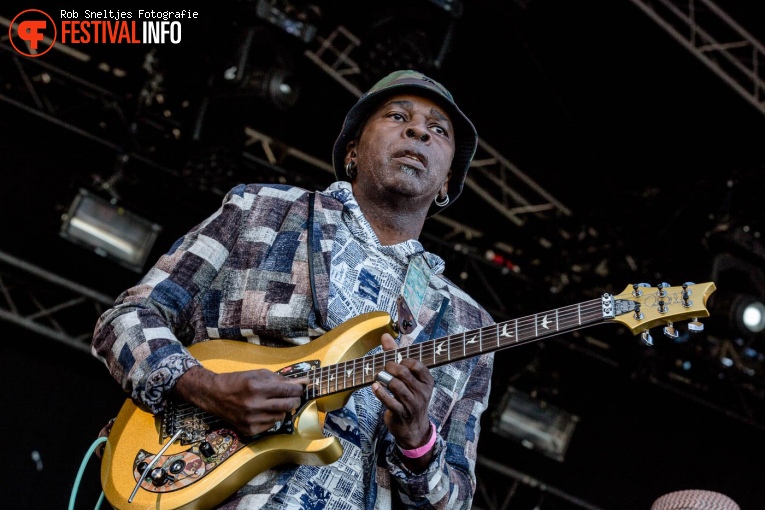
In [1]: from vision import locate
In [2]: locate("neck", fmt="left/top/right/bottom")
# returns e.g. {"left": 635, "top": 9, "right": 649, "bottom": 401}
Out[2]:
{"left": 355, "top": 195, "right": 428, "bottom": 245}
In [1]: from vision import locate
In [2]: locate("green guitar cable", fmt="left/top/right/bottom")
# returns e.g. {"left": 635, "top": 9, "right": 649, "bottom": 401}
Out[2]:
{"left": 69, "top": 436, "right": 108, "bottom": 510}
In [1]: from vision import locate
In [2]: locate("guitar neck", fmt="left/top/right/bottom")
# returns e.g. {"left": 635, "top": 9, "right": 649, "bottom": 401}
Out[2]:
{"left": 306, "top": 296, "right": 610, "bottom": 400}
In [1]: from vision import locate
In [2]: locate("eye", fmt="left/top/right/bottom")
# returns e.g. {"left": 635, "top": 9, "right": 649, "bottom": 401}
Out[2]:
{"left": 389, "top": 112, "right": 407, "bottom": 122}
{"left": 430, "top": 124, "right": 448, "bottom": 137}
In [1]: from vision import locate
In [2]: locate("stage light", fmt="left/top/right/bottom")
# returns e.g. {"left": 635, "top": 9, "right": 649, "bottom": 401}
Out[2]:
{"left": 730, "top": 294, "right": 765, "bottom": 335}
{"left": 220, "top": 25, "right": 301, "bottom": 111}
{"left": 60, "top": 189, "right": 162, "bottom": 273}
{"left": 707, "top": 247, "right": 765, "bottom": 340}
{"left": 253, "top": 0, "right": 319, "bottom": 43}
{"left": 491, "top": 387, "right": 579, "bottom": 462}
{"left": 241, "top": 67, "right": 300, "bottom": 111}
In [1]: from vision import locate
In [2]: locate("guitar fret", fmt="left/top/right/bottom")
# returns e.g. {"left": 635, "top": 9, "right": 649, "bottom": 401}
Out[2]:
{"left": 312, "top": 369, "right": 320, "bottom": 398}
{"left": 364, "top": 355, "right": 372, "bottom": 384}
{"left": 300, "top": 297, "right": 648, "bottom": 397}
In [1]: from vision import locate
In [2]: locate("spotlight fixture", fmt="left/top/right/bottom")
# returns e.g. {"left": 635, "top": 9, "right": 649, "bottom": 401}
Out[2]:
{"left": 220, "top": 25, "right": 301, "bottom": 110}
{"left": 708, "top": 250, "right": 765, "bottom": 339}
{"left": 60, "top": 189, "right": 162, "bottom": 273}
{"left": 491, "top": 387, "right": 579, "bottom": 462}
{"left": 254, "top": 0, "right": 319, "bottom": 43}
{"left": 240, "top": 67, "right": 300, "bottom": 111}
{"left": 729, "top": 294, "right": 765, "bottom": 335}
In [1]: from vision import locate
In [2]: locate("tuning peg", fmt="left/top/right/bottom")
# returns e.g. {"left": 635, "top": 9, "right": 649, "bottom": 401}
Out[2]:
{"left": 663, "top": 323, "right": 679, "bottom": 339}
{"left": 687, "top": 319, "right": 704, "bottom": 333}
{"left": 681, "top": 283, "right": 693, "bottom": 307}
{"left": 657, "top": 282, "right": 670, "bottom": 297}
{"left": 641, "top": 330, "right": 654, "bottom": 346}
{"left": 633, "top": 283, "right": 650, "bottom": 297}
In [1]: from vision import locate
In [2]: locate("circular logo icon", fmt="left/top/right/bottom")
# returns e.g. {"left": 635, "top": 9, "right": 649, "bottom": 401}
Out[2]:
{"left": 9, "top": 10, "right": 57, "bottom": 57}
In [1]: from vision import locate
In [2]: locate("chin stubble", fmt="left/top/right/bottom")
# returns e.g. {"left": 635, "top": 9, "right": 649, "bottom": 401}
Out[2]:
{"left": 399, "top": 163, "right": 419, "bottom": 177}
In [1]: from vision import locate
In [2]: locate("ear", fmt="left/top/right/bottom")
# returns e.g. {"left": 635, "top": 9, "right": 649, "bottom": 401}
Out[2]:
{"left": 344, "top": 140, "right": 357, "bottom": 164}
{"left": 440, "top": 169, "right": 452, "bottom": 196}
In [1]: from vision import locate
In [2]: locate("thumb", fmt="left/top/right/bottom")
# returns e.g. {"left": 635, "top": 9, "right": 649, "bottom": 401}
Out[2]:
{"left": 380, "top": 332, "right": 398, "bottom": 351}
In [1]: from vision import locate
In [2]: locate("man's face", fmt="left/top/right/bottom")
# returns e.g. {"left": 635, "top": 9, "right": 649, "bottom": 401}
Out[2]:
{"left": 352, "top": 93, "right": 455, "bottom": 212}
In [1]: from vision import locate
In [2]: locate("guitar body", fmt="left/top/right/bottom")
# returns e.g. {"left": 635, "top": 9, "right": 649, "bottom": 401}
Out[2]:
{"left": 101, "top": 311, "right": 396, "bottom": 510}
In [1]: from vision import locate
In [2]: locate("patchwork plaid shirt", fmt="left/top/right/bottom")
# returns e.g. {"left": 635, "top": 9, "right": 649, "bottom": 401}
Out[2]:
{"left": 92, "top": 182, "right": 495, "bottom": 509}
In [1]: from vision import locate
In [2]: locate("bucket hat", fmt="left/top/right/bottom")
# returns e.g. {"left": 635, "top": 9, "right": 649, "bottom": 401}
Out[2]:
{"left": 332, "top": 70, "right": 478, "bottom": 217}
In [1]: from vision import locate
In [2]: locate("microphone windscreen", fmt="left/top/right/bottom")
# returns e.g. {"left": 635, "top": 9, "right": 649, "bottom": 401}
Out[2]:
{"left": 650, "top": 489, "right": 740, "bottom": 510}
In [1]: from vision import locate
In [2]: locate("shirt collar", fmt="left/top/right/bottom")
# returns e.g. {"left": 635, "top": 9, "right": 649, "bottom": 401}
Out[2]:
{"left": 323, "top": 181, "right": 445, "bottom": 273}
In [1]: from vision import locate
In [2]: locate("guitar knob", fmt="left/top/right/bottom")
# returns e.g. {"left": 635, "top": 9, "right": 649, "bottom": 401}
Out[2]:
{"left": 136, "top": 461, "right": 150, "bottom": 476}
{"left": 169, "top": 459, "right": 185, "bottom": 474}
{"left": 149, "top": 467, "right": 168, "bottom": 486}
{"left": 199, "top": 441, "right": 216, "bottom": 459}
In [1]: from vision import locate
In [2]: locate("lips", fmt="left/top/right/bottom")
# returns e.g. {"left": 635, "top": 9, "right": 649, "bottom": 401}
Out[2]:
{"left": 393, "top": 149, "right": 427, "bottom": 169}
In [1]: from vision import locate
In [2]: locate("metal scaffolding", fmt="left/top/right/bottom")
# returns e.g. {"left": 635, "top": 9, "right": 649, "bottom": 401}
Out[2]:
{"left": 0, "top": 250, "right": 114, "bottom": 354}
{"left": 628, "top": 0, "right": 765, "bottom": 116}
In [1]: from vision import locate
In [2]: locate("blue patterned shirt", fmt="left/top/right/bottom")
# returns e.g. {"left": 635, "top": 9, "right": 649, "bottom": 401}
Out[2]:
{"left": 92, "top": 182, "right": 495, "bottom": 509}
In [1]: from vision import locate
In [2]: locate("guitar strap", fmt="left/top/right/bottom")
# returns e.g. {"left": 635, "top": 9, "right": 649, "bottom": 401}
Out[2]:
{"left": 430, "top": 296, "right": 450, "bottom": 340}
{"left": 307, "top": 191, "right": 324, "bottom": 329}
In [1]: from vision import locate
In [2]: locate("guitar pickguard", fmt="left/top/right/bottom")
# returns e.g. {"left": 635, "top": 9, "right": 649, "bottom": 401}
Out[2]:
{"left": 134, "top": 428, "right": 242, "bottom": 493}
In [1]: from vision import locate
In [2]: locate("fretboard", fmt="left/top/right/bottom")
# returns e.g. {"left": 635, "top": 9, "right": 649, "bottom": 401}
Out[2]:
{"left": 305, "top": 297, "right": 609, "bottom": 400}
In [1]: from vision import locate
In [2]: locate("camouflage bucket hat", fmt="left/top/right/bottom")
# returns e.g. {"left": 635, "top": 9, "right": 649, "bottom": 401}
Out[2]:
{"left": 332, "top": 70, "right": 478, "bottom": 217}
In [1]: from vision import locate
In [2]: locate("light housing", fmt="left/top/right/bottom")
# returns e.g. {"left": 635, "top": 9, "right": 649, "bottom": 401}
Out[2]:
{"left": 60, "top": 189, "right": 161, "bottom": 273}
{"left": 491, "top": 387, "right": 579, "bottom": 462}
{"left": 729, "top": 294, "right": 765, "bottom": 335}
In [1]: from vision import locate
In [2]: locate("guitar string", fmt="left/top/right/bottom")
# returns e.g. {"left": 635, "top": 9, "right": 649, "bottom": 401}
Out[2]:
{"left": 166, "top": 290, "right": 644, "bottom": 424}
{"left": 165, "top": 288, "right": 701, "bottom": 435}
{"left": 302, "top": 299, "right": 610, "bottom": 399}
{"left": 167, "top": 299, "right": 609, "bottom": 427}
{"left": 167, "top": 292, "right": 660, "bottom": 428}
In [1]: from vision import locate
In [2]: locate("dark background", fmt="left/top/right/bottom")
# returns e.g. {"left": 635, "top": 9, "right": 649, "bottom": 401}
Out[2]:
{"left": 2, "top": 1, "right": 765, "bottom": 509}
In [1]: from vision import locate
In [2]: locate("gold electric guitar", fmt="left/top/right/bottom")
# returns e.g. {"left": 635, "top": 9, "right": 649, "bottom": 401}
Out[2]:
{"left": 101, "top": 282, "right": 716, "bottom": 510}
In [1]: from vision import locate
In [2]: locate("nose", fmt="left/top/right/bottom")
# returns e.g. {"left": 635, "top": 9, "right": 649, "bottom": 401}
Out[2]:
{"left": 406, "top": 127, "right": 430, "bottom": 142}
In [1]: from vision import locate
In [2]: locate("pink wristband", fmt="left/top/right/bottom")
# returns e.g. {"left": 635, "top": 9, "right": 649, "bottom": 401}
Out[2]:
{"left": 397, "top": 422, "right": 437, "bottom": 459}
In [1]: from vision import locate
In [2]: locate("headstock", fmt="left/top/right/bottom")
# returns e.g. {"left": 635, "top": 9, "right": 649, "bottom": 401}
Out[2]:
{"left": 610, "top": 282, "right": 717, "bottom": 343}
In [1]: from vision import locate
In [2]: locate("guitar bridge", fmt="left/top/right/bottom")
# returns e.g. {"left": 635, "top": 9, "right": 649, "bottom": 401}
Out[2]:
{"left": 162, "top": 402, "right": 216, "bottom": 444}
